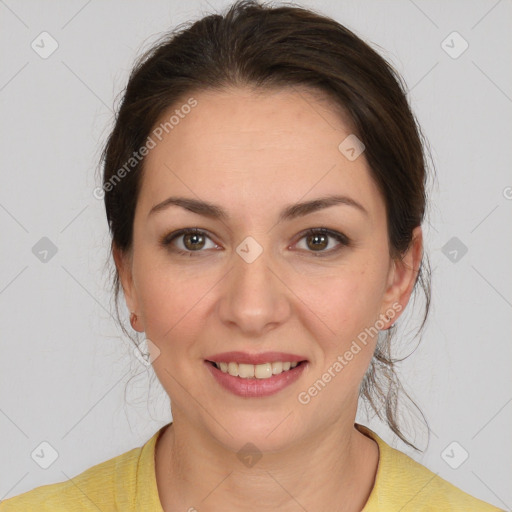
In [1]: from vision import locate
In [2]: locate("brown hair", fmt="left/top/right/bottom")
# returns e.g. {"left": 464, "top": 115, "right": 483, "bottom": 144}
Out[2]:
{"left": 100, "top": 0, "right": 433, "bottom": 451}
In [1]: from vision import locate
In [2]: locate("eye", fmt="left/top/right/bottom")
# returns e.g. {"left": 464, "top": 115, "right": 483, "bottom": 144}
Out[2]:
{"left": 160, "top": 227, "right": 351, "bottom": 257}
{"left": 160, "top": 228, "right": 219, "bottom": 255}
{"left": 294, "top": 228, "right": 350, "bottom": 255}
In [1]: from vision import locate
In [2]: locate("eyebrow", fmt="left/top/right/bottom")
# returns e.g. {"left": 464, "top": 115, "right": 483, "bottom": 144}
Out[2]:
{"left": 148, "top": 194, "right": 368, "bottom": 222}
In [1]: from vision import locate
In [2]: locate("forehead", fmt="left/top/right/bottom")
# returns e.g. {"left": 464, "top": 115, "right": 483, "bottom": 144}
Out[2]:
{"left": 138, "top": 86, "right": 383, "bottom": 222}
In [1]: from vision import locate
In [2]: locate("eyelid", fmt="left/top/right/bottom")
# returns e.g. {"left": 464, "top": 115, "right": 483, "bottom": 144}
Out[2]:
{"left": 292, "top": 227, "right": 350, "bottom": 254}
{"left": 160, "top": 228, "right": 219, "bottom": 251}
{"left": 160, "top": 227, "right": 351, "bottom": 255}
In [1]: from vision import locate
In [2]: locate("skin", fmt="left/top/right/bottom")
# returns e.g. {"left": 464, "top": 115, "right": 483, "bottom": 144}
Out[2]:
{"left": 114, "top": 86, "right": 423, "bottom": 512}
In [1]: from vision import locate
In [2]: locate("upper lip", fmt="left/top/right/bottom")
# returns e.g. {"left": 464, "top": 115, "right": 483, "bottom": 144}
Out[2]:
{"left": 206, "top": 351, "right": 308, "bottom": 365}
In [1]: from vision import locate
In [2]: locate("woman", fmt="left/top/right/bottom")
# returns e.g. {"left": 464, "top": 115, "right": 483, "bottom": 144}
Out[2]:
{"left": 1, "top": 1, "right": 503, "bottom": 510}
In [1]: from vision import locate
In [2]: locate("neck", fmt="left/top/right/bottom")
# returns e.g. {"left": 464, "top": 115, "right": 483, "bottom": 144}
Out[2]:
{"left": 155, "top": 412, "right": 379, "bottom": 512}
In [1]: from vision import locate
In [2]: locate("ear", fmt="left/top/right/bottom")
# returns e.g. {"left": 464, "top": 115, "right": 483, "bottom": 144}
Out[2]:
{"left": 380, "top": 226, "right": 423, "bottom": 325}
{"left": 112, "top": 243, "right": 139, "bottom": 320}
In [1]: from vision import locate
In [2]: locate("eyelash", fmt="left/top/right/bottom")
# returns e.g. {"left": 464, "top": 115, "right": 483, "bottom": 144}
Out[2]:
{"left": 159, "top": 227, "right": 351, "bottom": 257}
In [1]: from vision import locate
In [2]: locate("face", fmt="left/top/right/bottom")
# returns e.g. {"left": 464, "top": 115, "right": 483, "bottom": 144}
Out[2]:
{"left": 115, "top": 86, "right": 422, "bottom": 452}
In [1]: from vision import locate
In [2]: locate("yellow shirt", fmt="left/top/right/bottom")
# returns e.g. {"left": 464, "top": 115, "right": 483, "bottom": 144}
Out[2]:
{"left": 0, "top": 423, "right": 503, "bottom": 511}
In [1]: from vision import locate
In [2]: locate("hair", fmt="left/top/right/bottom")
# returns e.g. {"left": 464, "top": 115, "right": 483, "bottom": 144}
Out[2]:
{"left": 99, "top": 0, "right": 434, "bottom": 451}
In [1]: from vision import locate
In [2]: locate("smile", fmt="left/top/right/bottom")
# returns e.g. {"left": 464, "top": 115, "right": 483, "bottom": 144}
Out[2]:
{"left": 205, "top": 359, "right": 308, "bottom": 398}
{"left": 208, "top": 360, "right": 303, "bottom": 379}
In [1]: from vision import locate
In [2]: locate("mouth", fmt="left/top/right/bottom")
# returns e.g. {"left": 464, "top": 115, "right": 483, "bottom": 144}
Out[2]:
{"left": 204, "top": 356, "right": 309, "bottom": 398}
{"left": 206, "top": 360, "right": 307, "bottom": 379}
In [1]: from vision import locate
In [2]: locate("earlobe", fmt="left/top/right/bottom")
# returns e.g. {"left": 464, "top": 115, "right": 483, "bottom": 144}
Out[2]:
{"left": 381, "top": 226, "right": 423, "bottom": 326}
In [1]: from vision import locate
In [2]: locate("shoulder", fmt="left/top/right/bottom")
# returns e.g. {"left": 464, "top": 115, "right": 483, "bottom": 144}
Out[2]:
{"left": 0, "top": 441, "right": 147, "bottom": 512}
{"left": 384, "top": 448, "right": 503, "bottom": 511}
{"left": 356, "top": 424, "right": 504, "bottom": 511}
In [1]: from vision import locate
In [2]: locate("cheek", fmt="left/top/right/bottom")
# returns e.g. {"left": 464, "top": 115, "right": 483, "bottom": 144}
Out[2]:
{"left": 132, "top": 236, "right": 389, "bottom": 364}
{"left": 300, "top": 261, "right": 387, "bottom": 392}
{"left": 134, "top": 253, "right": 388, "bottom": 342}
{"left": 136, "top": 269, "right": 214, "bottom": 397}
{"left": 297, "top": 272, "right": 384, "bottom": 405}
{"left": 305, "top": 262, "right": 386, "bottom": 339}
{"left": 132, "top": 256, "right": 216, "bottom": 350}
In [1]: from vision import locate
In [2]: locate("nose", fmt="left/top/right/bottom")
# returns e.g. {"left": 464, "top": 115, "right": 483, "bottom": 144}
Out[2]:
{"left": 217, "top": 243, "right": 292, "bottom": 337}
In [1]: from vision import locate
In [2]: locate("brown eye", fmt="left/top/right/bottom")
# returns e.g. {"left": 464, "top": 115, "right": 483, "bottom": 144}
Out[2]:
{"left": 295, "top": 228, "right": 350, "bottom": 255}
{"left": 306, "top": 232, "right": 329, "bottom": 251}
{"left": 160, "top": 228, "right": 218, "bottom": 255}
{"left": 183, "top": 232, "right": 206, "bottom": 250}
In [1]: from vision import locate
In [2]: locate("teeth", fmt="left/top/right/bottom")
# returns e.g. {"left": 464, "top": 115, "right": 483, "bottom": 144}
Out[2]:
{"left": 213, "top": 361, "right": 300, "bottom": 379}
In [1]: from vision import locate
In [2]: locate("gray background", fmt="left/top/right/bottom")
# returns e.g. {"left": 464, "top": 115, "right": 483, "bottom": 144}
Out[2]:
{"left": 1, "top": 0, "right": 511, "bottom": 508}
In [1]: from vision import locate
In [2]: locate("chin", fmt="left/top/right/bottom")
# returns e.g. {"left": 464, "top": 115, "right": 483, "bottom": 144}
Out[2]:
{"left": 202, "top": 408, "right": 306, "bottom": 455}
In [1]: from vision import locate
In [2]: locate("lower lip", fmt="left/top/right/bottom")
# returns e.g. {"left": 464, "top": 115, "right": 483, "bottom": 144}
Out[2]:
{"left": 205, "top": 360, "right": 308, "bottom": 398}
